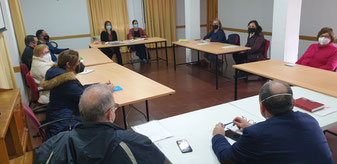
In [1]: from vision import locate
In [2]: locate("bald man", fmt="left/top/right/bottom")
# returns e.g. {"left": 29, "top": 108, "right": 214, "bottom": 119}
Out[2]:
{"left": 35, "top": 84, "right": 165, "bottom": 164}
{"left": 212, "top": 81, "right": 333, "bottom": 164}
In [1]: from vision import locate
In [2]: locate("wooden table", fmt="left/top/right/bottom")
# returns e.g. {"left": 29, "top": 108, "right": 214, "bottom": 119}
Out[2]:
{"left": 77, "top": 63, "right": 176, "bottom": 128}
{"left": 0, "top": 89, "right": 33, "bottom": 163}
{"left": 77, "top": 48, "right": 113, "bottom": 66}
{"left": 172, "top": 40, "right": 250, "bottom": 89}
{"left": 89, "top": 37, "right": 169, "bottom": 66}
{"left": 233, "top": 60, "right": 337, "bottom": 100}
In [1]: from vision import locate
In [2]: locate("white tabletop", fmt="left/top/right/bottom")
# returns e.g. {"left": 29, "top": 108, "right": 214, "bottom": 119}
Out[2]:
{"left": 230, "top": 87, "right": 337, "bottom": 130}
{"left": 134, "top": 103, "right": 264, "bottom": 164}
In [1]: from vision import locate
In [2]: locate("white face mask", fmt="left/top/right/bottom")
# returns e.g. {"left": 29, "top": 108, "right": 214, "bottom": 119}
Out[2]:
{"left": 43, "top": 53, "right": 52, "bottom": 61}
{"left": 318, "top": 37, "right": 330, "bottom": 45}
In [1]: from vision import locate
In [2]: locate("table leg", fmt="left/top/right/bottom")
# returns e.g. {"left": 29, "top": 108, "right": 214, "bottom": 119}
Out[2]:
{"left": 165, "top": 41, "right": 168, "bottom": 66}
{"left": 145, "top": 100, "right": 149, "bottom": 121}
{"left": 173, "top": 45, "right": 176, "bottom": 71}
{"left": 198, "top": 51, "right": 200, "bottom": 63}
{"left": 235, "top": 69, "right": 238, "bottom": 100}
{"left": 216, "top": 56, "right": 218, "bottom": 90}
{"left": 122, "top": 106, "right": 127, "bottom": 129}
{"left": 156, "top": 42, "right": 159, "bottom": 62}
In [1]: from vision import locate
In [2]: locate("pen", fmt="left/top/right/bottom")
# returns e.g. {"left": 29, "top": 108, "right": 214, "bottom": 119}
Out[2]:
{"left": 223, "top": 121, "right": 234, "bottom": 127}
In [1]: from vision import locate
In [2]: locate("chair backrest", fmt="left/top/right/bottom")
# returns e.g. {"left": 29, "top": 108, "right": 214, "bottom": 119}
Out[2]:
{"left": 25, "top": 72, "right": 40, "bottom": 102}
{"left": 49, "top": 41, "right": 58, "bottom": 48}
{"left": 20, "top": 63, "right": 29, "bottom": 77}
{"left": 23, "top": 102, "right": 47, "bottom": 142}
{"left": 227, "top": 34, "right": 240, "bottom": 45}
{"left": 264, "top": 39, "right": 271, "bottom": 59}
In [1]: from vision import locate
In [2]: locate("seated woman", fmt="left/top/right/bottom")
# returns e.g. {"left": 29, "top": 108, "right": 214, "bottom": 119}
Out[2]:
{"left": 203, "top": 19, "right": 227, "bottom": 67}
{"left": 127, "top": 20, "right": 149, "bottom": 61}
{"left": 100, "top": 21, "right": 123, "bottom": 65}
{"left": 233, "top": 20, "right": 266, "bottom": 64}
{"left": 296, "top": 27, "right": 337, "bottom": 71}
{"left": 41, "top": 49, "right": 114, "bottom": 137}
{"left": 30, "top": 44, "right": 54, "bottom": 104}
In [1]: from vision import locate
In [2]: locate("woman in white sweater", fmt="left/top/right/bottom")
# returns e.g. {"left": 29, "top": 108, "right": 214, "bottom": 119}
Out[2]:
{"left": 30, "top": 44, "right": 54, "bottom": 104}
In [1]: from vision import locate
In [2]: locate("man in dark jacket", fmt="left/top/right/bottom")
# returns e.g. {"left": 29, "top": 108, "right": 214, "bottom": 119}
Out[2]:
{"left": 212, "top": 81, "right": 333, "bottom": 164}
{"left": 21, "top": 35, "right": 38, "bottom": 70}
{"left": 35, "top": 84, "right": 165, "bottom": 164}
{"left": 36, "top": 29, "right": 69, "bottom": 62}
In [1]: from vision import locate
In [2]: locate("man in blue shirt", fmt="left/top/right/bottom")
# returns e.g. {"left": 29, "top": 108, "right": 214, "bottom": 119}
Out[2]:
{"left": 36, "top": 29, "right": 69, "bottom": 62}
{"left": 203, "top": 19, "right": 226, "bottom": 67}
{"left": 212, "top": 80, "right": 333, "bottom": 164}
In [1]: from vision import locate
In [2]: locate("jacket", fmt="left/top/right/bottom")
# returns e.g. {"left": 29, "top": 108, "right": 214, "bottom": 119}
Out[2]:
{"left": 21, "top": 46, "right": 34, "bottom": 70}
{"left": 34, "top": 122, "right": 165, "bottom": 164}
{"left": 245, "top": 32, "right": 266, "bottom": 62}
{"left": 41, "top": 67, "right": 89, "bottom": 137}
{"left": 100, "top": 30, "right": 119, "bottom": 42}
{"left": 203, "top": 29, "right": 227, "bottom": 43}
{"left": 212, "top": 111, "right": 333, "bottom": 164}
{"left": 296, "top": 43, "right": 337, "bottom": 71}
{"left": 127, "top": 28, "right": 148, "bottom": 40}
{"left": 38, "top": 40, "right": 68, "bottom": 62}
{"left": 30, "top": 56, "right": 54, "bottom": 104}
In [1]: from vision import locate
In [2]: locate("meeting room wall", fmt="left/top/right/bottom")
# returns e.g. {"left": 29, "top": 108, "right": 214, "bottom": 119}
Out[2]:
{"left": 219, "top": 0, "right": 337, "bottom": 60}
{"left": 175, "top": 0, "right": 207, "bottom": 40}
{"left": 1, "top": 0, "right": 28, "bottom": 103}
{"left": 20, "top": 0, "right": 91, "bottom": 50}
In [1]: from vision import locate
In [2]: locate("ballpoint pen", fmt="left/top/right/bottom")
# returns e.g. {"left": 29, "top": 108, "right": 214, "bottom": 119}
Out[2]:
{"left": 223, "top": 121, "right": 234, "bottom": 127}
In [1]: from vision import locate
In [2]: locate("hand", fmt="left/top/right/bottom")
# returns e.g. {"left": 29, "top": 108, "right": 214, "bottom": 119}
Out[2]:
{"left": 213, "top": 123, "right": 225, "bottom": 136}
{"left": 233, "top": 117, "right": 251, "bottom": 130}
{"left": 205, "top": 39, "right": 210, "bottom": 42}
{"left": 107, "top": 83, "right": 115, "bottom": 91}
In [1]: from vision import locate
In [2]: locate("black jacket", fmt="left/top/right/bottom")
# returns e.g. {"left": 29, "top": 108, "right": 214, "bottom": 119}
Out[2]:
{"left": 21, "top": 46, "right": 34, "bottom": 70}
{"left": 100, "top": 30, "right": 118, "bottom": 42}
{"left": 34, "top": 122, "right": 165, "bottom": 164}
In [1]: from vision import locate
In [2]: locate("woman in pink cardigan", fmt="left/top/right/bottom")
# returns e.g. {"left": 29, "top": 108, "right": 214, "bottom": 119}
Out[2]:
{"left": 127, "top": 20, "right": 149, "bottom": 61}
{"left": 296, "top": 27, "right": 337, "bottom": 71}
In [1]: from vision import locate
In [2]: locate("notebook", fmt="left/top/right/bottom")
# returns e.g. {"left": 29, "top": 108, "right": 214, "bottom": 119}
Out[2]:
{"left": 295, "top": 97, "right": 324, "bottom": 112}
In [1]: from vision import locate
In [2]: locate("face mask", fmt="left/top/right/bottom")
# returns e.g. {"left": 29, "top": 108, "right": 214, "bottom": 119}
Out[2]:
{"left": 248, "top": 28, "right": 256, "bottom": 33}
{"left": 212, "top": 25, "right": 218, "bottom": 30}
{"left": 75, "top": 62, "right": 85, "bottom": 74}
{"left": 134, "top": 24, "right": 139, "bottom": 28}
{"left": 106, "top": 26, "right": 112, "bottom": 30}
{"left": 44, "top": 35, "right": 50, "bottom": 41}
{"left": 318, "top": 37, "right": 330, "bottom": 45}
{"left": 43, "top": 53, "right": 52, "bottom": 61}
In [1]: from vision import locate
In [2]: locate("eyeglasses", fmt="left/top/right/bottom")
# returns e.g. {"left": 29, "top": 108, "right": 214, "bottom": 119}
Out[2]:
{"left": 260, "top": 93, "right": 293, "bottom": 103}
{"left": 241, "top": 116, "right": 256, "bottom": 125}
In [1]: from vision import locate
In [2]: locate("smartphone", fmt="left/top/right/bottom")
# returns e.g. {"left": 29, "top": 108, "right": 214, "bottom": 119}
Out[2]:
{"left": 225, "top": 130, "right": 241, "bottom": 141}
{"left": 176, "top": 139, "right": 192, "bottom": 153}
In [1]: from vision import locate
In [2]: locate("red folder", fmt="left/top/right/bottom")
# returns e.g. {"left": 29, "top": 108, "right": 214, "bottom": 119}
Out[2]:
{"left": 295, "top": 97, "right": 324, "bottom": 112}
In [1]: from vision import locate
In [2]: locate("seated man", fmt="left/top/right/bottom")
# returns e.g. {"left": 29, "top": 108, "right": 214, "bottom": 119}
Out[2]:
{"left": 36, "top": 29, "right": 69, "bottom": 62}
{"left": 21, "top": 35, "right": 38, "bottom": 70}
{"left": 35, "top": 84, "right": 165, "bottom": 163}
{"left": 212, "top": 80, "right": 333, "bottom": 164}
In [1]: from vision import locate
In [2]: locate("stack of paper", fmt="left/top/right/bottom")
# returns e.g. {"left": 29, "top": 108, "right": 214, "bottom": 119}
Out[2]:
{"left": 222, "top": 45, "right": 238, "bottom": 49}
{"left": 197, "top": 42, "right": 210, "bottom": 46}
{"left": 132, "top": 120, "right": 173, "bottom": 142}
{"left": 313, "top": 107, "right": 337, "bottom": 117}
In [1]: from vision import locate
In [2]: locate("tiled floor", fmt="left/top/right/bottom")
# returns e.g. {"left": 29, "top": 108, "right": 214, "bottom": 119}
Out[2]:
{"left": 113, "top": 47, "right": 337, "bottom": 162}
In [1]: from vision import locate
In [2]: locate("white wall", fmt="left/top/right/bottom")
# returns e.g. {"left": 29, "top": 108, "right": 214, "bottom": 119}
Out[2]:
{"left": 176, "top": 0, "right": 207, "bottom": 40}
{"left": 218, "top": 0, "right": 337, "bottom": 59}
{"left": 1, "top": 0, "right": 27, "bottom": 103}
{"left": 20, "top": 0, "right": 91, "bottom": 50}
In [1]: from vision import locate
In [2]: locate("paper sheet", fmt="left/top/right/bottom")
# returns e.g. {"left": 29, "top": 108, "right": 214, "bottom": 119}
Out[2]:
{"left": 197, "top": 42, "right": 210, "bottom": 46}
{"left": 132, "top": 120, "right": 173, "bottom": 142}
{"left": 222, "top": 45, "right": 238, "bottom": 49}
{"left": 78, "top": 69, "right": 94, "bottom": 75}
{"left": 226, "top": 124, "right": 243, "bottom": 135}
{"left": 313, "top": 107, "right": 337, "bottom": 117}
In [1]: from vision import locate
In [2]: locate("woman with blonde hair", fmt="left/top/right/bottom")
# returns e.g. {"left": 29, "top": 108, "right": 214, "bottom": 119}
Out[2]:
{"left": 30, "top": 44, "right": 54, "bottom": 104}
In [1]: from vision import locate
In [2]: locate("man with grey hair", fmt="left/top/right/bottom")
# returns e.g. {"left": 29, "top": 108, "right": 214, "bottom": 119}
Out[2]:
{"left": 212, "top": 80, "right": 333, "bottom": 164}
{"left": 21, "top": 35, "right": 38, "bottom": 70}
{"left": 35, "top": 84, "right": 165, "bottom": 164}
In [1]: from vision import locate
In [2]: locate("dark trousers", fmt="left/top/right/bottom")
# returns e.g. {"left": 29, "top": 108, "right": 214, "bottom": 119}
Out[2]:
{"left": 131, "top": 44, "right": 149, "bottom": 60}
{"left": 100, "top": 47, "right": 123, "bottom": 65}
{"left": 232, "top": 52, "right": 247, "bottom": 64}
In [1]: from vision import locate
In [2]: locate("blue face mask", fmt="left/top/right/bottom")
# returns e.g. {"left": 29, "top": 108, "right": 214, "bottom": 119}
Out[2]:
{"left": 134, "top": 24, "right": 139, "bottom": 28}
{"left": 106, "top": 26, "right": 112, "bottom": 30}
